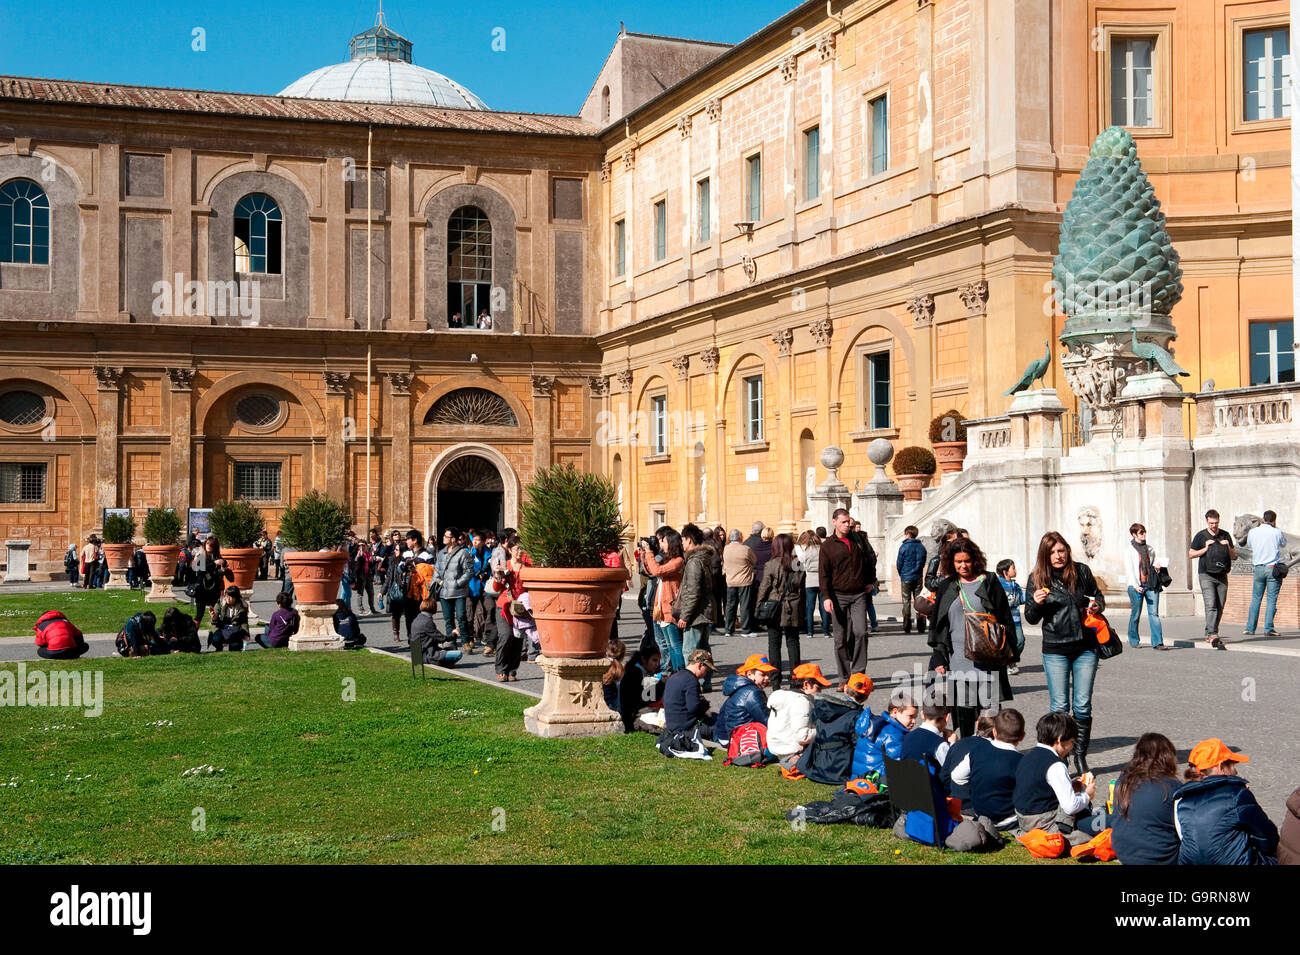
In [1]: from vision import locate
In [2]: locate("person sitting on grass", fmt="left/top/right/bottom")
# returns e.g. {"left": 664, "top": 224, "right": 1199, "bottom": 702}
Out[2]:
{"left": 941, "top": 713, "right": 995, "bottom": 805}
{"left": 257, "top": 593, "right": 298, "bottom": 649}
{"left": 901, "top": 699, "right": 956, "bottom": 774}
{"left": 656, "top": 649, "right": 718, "bottom": 759}
{"left": 33, "top": 610, "right": 89, "bottom": 660}
{"left": 1013, "top": 711, "right": 1105, "bottom": 846}
{"left": 602, "top": 637, "right": 626, "bottom": 714}
{"left": 947, "top": 708, "right": 1026, "bottom": 831}
{"left": 1173, "top": 738, "right": 1278, "bottom": 865}
{"left": 619, "top": 646, "right": 663, "bottom": 732}
{"left": 767, "top": 663, "right": 832, "bottom": 770}
{"left": 116, "top": 611, "right": 161, "bottom": 657}
{"left": 333, "top": 599, "right": 365, "bottom": 649}
{"left": 159, "top": 607, "right": 202, "bottom": 654}
{"left": 851, "top": 686, "right": 917, "bottom": 783}
{"left": 1109, "top": 732, "right": 1182, "bottom": 865}
{"left": 208, "top": 586, "right": 250, "bottom": 652}
{"left": 411, "top": 596, "right": 463, "bottom": 666}
{"left": 715, "top": 653, "right": 777, "bottom": 748}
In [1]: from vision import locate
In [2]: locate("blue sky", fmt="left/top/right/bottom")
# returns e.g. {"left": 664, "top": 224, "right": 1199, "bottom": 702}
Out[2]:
{"left": 0, "top": 0, "right": 800, "bottom": 114}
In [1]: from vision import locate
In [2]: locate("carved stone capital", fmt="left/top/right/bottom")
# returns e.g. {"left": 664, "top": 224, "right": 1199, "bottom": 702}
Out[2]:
{"left": 810, "top": 318, "right": 833, "bottom": 347}
{"left": 622, "top": 149, "right": 635, "bottom": 171}
{"left": 817, "top": 34, "right": 836, "bottom": 61}
{"left": 671, "top": 355, "right": 691, "bottom": 381}
{"left": 531, "top": 374, "right": 556, "bottom": 398}
{"left": 616, "top": 368, "right": 634, "bottom": 393}
{"left": 700, "top": 346, "right": 720, "bottom": 373}
{"left": 906, "top": 293, "right": 935, "bottom": 327}
{"left": 779, "top": 54, "right": 797, "bottom": 83}
{"left": 387, "top": 372, "right": 412, "bottom": 396}
{"left": 773, "top": 328, "right": 794, "bottom": 357}
{"left": 600, "top": 161, "right": 612, "bottom": 183}
{"left": 676, "top": 114, "right": 692, "bottom": 139}
{"left": 94, "top": 366, "right": 124, "bottom": 392}
{"left": 165, "top": 367, "right": 195, "bottom": 392}
{"left": 322, "top": 371, "right": 349, "bottom": 395}
{"left": 958, "top": 280, "right": 989, "bottom": 315}
{"left": 588, "top": 375, "right": 610, "bottom": 397}
{"left": 705, "top": 97, "right": 722, "bottom": 123}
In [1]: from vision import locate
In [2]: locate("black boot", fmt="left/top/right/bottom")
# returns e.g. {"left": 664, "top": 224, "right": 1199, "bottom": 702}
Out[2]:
{"left": 1072, "top": 717, "right": 1092, "bottom": 775}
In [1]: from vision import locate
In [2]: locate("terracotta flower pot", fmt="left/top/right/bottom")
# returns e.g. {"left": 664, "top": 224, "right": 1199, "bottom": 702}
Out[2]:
{"left": 222, "top": 547, "right": 263, "bottom": 591}
{"left": 102, "top": 542, "right": 136, "bottom": 572}
{"left": 141, "top": 544, "right": 180, "bottom": 580}
{"left": 896, "top": 473, "right": 933, "bottom": 502}
{"left": 284, "top": 550, "right": 348, "bottom": 604}
{"left": 520, "top": 566, "right": 629, "bottom": 659}
{"left": 933, "top": 441, "right": 968, "bottom": 476}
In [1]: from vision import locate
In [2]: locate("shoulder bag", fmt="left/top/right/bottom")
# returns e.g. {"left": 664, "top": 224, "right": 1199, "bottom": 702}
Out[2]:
{"left": 959, "top": 580, "right": 1013, "bottom": 666}
{"left": 1084, "top": 608, "right": 1123, "bottom": 659}
{"left": 755, "top": 569, "right": 783, "bottom": 626}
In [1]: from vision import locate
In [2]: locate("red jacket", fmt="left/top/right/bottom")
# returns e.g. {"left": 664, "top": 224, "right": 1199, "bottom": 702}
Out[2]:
{"left": 34, "top": 611, "right": 84, "bottom": 652}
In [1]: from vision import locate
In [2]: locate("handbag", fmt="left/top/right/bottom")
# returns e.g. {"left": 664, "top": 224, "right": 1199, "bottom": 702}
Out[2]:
{"left": 755, "top": 599, "right": 781, "bottom": 625}
{"left": 913, "top": 591, "right": 936, "bottom": 618}
{"left": 958, "top": 583, "right": 1013, "bottom": 666}
{"left": 1084, "top": 608, "right": 1123, "bottom": 659}
{"left": 1155, "top": 567, "right": 1173, "bottom": 590}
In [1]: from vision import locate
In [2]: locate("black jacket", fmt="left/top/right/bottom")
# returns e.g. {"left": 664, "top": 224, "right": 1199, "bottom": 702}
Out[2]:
{"left": 926, "top": 572, "right": 1015, "bottom": 701}
{"left": 795, "top": 691, "right": 861, "bottom": 785}
{"left": 1021, "top": 561, "right": 1105, "bottom": 654}
{"left": 663, "top": 668, "right": 709, "bottom": 732}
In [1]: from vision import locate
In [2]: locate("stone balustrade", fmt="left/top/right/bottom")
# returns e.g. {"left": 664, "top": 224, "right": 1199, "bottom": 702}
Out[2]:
{"left": 1194, "top": 382, "right": 1300, "bottom": 445}
{"left": 964, "top": 416, "right": 1013, "bottom": 462}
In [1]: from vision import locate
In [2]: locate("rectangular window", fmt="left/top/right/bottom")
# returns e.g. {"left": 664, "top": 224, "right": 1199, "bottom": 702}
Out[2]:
{"left": 867, "top": 351, "right": 891, "bottom": 429}
{"left": 653, "top": 200, "right": 667, "bottom": 261}
{"left": 233, "top": 462, "right": 282, "bottom": 502}
{"left": 651, "top": 395, "right": 667, "bottom": 454}
{"left": 804, "top": 126, "right": 820, "bottom": 200}
{"left": 1244, "top": 27, "right": 1291, "bottom": 121}
{"left": 0, "top": 462, "right": 46, "bottom": 504}
{"left": 1110, "top": 36, "right": 1156, "bottom": 127}
{"left": 869, "top": 95, "right": 889, "bottom": 176}
{"left": 744, "top": 375, "right": 764, "bottom": 441}
{"left": 746, "top": 154, "right": 762, "bottom": 222}
{"left": 1249, "top": 321, "right": 1296, "bottom": 385}
{"left": 697, "top": 178, "right": 711, "bottom": 242}
{"left": 614, "top": 219, "right": 625, "bottom": 277}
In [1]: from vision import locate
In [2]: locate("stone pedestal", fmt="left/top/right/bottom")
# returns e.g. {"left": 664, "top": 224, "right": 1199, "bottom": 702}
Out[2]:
{"left": 145, "top": 579, "right": 177, "bottom": 603}
{"left": 524, "top": 654, "right": 624, "bottom": 738}
{"left": 1008, "top": 388, "right": 1066, "bottom": 458}
{"left": 2, "top": 540, "right": 32, "bottom": 583}
{"left": 104, "top": 572, "right": 130, "bottom": 590}
{"left": 288, "top": 601, "right": 345, "bottom": 651}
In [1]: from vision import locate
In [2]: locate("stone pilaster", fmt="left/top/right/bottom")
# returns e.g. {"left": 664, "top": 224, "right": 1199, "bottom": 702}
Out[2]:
{"left": 532, "top": 375, "right": 556, "bottom": 474}
{"left": 322, "top": 371, "right": 349, "bottom": 501}
{"left": 93, "top": 366, "right": 123, "bottom": 523}
{"left": 166, "top": 367, "right": 194, "bottom": 514}
{"left": 387, "top": 372, "right": 412, "bottom": 529}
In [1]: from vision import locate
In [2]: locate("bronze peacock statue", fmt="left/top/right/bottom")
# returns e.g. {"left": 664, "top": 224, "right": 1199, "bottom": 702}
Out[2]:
{"left": 1130, "top": 329, "right": 1189, "bottom": 377}
{"left": 1005, "top": 341, "right": 1052, "bottom": 395}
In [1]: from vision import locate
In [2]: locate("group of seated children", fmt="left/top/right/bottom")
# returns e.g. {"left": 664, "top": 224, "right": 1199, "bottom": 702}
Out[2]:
{"left": 114, "top": 607, "right": 203, "bottom": 656}
{"left": 652, "top": 650, "right": 1288, "bottom": 863}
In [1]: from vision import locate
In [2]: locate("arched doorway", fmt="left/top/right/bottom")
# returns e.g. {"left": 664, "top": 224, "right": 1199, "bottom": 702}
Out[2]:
{"left": 436, "top": 454, "right": 504, "bottom": 537}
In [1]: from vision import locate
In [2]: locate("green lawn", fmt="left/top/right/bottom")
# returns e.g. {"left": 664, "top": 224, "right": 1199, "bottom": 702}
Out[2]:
{"left": 0, "top": 652, "right": 1057, "bottom": 864}
{"left": 0, "top": 590, "right": 193, "bottom": 637}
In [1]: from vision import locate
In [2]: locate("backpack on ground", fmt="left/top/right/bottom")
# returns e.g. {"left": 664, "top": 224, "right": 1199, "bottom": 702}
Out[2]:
{"left": 724, "top": 721, "right": 769, "bottom": 767}
{"left": 656, "top": 726, "right": 712, "bottom": 760}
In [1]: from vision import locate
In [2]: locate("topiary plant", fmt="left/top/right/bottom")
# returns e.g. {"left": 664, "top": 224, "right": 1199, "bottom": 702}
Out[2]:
{"left": 277, "top": 491, "right": 352, "bottom": 551}
{"left": 101, "top": 512, "right": 136, "bottom": 544}
{"left": 143, "top": 507, "right": 183, "bottom": 546}
{"left": 519, "top": 463, "right": 630, "bottom": 568}
{"left": 209, "top": 499, "right": 265, "bottom": 548}
{"left": 928, "top": 409, "right": 968, "bottom": 444}
{"left": 893, "top": 446, "right": 937, "bottom": 476}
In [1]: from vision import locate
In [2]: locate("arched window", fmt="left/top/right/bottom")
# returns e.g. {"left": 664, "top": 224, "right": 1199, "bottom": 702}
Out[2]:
{"left": 601, "top": 86, "right": 611, "bottom": 124}
{"left": 0, "top": 179, "right": 50, "bottom": 265}
{"left": 234, "top": 193, "right": 282, "bottom": 274}
{"left": 447, "top": 205, "right": 491, "bottom": 328}
{"left": 425, "top": 387, "right": 517, "bottom": 427}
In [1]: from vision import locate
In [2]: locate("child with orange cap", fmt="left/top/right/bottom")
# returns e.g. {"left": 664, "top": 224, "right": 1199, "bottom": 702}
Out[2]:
{"left": 767, "top": 663, "right": 832, "bottom": 770}
{"left": 1172, "top": 738, "right": 1278, "bottom": 865}
{"left": 714, "top": 653, "right": 777, "bottom": 748}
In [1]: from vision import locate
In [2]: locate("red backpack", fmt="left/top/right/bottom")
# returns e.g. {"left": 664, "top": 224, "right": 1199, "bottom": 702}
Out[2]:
{"left": 724, "top": 721, "right": 770, "bottom": 768}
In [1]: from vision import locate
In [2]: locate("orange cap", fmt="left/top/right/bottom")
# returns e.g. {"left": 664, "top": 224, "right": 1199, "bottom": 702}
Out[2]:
{"left": 844, "top": 672, "right": 874, "bottom": 695}
{"left": 1188, "top": 738, "right": 1250, "bottom": 771}
{"left": 737, "top": 653, "right": 778, "bottom": 674}
{"left": 792, "top": 663, "right": 832, "bottom": 687}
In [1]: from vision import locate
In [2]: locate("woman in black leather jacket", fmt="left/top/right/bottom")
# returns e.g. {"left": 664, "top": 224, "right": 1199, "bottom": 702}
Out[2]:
{"left": 1022, "top": 531, "right": 1105, "bottom": 774}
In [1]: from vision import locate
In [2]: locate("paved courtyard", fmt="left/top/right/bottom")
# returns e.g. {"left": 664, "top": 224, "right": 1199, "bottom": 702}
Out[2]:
{"left": 3, "top": 581, "right": 1298, "bottom": 821}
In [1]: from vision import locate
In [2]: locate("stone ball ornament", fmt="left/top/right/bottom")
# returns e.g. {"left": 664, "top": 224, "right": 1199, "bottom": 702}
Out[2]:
{"left": 866, "top": 438, "right": 894, "bottom": 467}
{"left": 819, "top": 446, "right": 845, "bottom": 471}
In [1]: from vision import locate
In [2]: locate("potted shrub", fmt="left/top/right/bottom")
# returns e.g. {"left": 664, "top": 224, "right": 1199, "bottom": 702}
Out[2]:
{"left": 277, "top": 490, "right": 352, "bottom": 604}
{"left": 100, "top": 512, "right": 137, "bottom": 589}
{"left": 209, "top": 499, "right": 265, "bottom": 591}
{"left": 929, "top": 409, "right": 969, "bottom": 475}
{"left": 893, "top": 446, "right": 937, "bottom": 501}
{"left": 519, "top": 463, "right": 630, "bottom": 659}
{"left": 141, "top": 507, "right": 183, "bottom": 602}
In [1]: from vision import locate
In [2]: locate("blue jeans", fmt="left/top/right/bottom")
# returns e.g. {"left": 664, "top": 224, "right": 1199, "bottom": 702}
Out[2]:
{"left": 804, "top": 586, "right": 831, "bottom": 637}
{"left": 1013, "top": 622, "right": 1025, "bottom": 659}
{"left": 655, "top": 621, "right": 685, "bottom": 673}
{"left": 866, "top": 591, "right": 879, "bottom": 628}
{"left": 681, "top": 624, "right": 712, "bottom": 690}
{"left": 440, "top": 596, "right": 470, "bottom": 644}
{"left": 1042, "top": 648, "right": 1099, "bottom": 721}
{"left": 1246, "top": 564, "right": 1282, "bottom": 633}
{"left": 1126, "top": 587, "right": 1164, "bottom": 647}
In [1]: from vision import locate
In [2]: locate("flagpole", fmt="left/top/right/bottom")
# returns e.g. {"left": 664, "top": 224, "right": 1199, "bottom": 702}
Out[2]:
{"left": 366, "top": 125, "right": 373, "bottom": 533}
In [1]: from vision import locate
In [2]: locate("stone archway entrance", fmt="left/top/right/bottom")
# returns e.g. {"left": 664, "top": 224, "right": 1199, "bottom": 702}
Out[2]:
{"left": 426, "top": 444, "right": 518, "bottom": 539}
